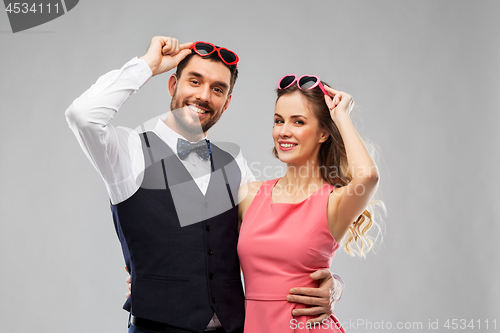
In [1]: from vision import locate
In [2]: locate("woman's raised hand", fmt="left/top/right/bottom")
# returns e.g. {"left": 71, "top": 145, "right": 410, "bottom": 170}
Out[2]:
{"left": 323, "top": 86, "right": 354, "bottom": 118}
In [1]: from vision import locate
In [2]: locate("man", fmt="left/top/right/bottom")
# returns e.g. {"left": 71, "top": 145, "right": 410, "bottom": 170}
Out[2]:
{"left": 66, "top": 36, "right": 343, "bottom": 333}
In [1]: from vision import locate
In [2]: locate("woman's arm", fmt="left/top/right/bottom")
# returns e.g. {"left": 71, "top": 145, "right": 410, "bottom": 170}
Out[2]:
{"left": 324, "top": 86, "right": 379, "bottom": 241}
{"left": 237, "top": 181, "right": 264, "bottom": 231}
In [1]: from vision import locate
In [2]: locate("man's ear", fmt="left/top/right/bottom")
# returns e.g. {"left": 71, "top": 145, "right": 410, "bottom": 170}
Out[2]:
{"left": 221, "top": 93, "right": 232, "bottom": 114}
{"left": 319, "top": 131, "right": 330, "bottom": 143}
{"left": 168, "top": 73, "right": 178, "bottom": 97}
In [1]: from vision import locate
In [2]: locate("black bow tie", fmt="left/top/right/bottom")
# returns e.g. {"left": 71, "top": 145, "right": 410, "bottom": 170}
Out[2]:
{"left": 177, "top": 138, "right": 211, "bottom": 160}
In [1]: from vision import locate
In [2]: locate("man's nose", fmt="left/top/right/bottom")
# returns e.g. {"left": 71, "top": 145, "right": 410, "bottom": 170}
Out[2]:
{"left": 195, "top": 85, "right": 211, "bottom": 103}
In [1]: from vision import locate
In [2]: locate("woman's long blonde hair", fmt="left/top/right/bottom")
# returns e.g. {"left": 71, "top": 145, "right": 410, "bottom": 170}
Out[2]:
{"left": 273, "top": 83, "right": 385, "bottom": 257}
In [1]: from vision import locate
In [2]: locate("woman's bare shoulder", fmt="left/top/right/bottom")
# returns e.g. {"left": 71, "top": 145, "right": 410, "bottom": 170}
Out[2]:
{"left": 239, "top": 181, "right": 265, "bottom": 201}
{"left": 238, "top": 181, "right": 266, "bottom": 223}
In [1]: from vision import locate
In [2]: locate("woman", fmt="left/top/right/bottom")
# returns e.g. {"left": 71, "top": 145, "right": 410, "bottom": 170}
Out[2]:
{"left": 237, "top": 74, "right": 381, "bottom": 332}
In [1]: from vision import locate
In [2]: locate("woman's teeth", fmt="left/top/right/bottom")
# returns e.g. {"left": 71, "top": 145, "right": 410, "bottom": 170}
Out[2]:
{"left": 280, "top": 143, "right": 296, "bottom": 148}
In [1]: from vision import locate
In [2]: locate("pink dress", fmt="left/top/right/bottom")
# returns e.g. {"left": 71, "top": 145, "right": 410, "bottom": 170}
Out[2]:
{"left": 237, "top": 179, "right": 345, "bottom": 332}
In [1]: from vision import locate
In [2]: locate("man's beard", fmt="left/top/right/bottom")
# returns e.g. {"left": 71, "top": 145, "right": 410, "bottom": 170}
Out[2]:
{"left": 170, "top": 91, "right": 223, "bottom": 135}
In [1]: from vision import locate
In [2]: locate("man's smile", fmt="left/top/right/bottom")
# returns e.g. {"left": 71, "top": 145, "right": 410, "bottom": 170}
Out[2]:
{"left": 187, "top": 104, "right": 209, "bottom": 117}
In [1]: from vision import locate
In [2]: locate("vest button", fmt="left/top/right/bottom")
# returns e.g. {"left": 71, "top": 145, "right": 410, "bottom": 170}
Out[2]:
{"left": 209, "top": 273, "right": 214, "bottom": 279}
{"left": 207, "top": 249, "right": 213, "bottom": 255}
{"left": 206, "top": 225, "right": 211, "bottom": 231}
{"left": 211, "top": 297, "right": 216, "bottom": 303}
{"left": 204, "top": 203, "right": 210, "bottom": 208}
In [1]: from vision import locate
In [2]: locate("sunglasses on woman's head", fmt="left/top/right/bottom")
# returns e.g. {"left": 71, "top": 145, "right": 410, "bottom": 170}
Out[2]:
{"left": 190, "top": 41, "right": 239, "bottom": 68}
{"left": 278, "top": 74, "right": 328, "bottom": 96}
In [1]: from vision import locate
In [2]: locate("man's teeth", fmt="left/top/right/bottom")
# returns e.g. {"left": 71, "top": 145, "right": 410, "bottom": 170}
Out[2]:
{"left": 189, "top": 105, "right": 206, "bottom": 114}
{"left": 280, "top": 143, "right": 296, "bottom": 148}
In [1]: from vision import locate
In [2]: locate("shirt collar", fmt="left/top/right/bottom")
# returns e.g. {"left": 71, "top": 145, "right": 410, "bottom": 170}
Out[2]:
{"left": 152, "top": 115, "right": 208, "bottom": 155}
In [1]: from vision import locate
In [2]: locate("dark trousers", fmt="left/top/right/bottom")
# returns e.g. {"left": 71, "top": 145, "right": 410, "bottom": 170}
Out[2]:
{"left": 128, "top": 323, "right": 243, "bottom": 333}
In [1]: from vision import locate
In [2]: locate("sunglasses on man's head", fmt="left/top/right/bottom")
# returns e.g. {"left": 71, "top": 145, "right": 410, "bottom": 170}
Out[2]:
{"left": 278, "top": 74, "right": 328, "bottom": 96}
{"left": 190, "top": 41, "right": 239, "bottom": 68}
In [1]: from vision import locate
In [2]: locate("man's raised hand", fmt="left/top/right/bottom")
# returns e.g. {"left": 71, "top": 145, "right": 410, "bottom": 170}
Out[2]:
{"left": 139, "top": 36, "right": 193, "bottom": 76}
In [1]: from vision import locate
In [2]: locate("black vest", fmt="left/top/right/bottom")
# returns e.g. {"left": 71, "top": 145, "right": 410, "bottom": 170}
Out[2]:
{"left": 111, "top": 132, "right": 244, "bottom": 332}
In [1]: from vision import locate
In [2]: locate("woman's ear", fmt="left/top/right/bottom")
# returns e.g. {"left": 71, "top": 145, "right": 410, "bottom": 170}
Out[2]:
{"left": 319, "top": 131, "right": 330, "bottom": 143}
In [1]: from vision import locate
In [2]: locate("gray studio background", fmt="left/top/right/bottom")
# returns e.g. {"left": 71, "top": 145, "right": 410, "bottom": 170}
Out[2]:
{"left": 1, "top": 0, "right": 498, "bottom": 332}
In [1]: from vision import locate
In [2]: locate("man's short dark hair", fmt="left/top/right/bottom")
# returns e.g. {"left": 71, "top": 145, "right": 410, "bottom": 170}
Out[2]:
{"left": 176, "top": 51, "right": 238, "bottom": 95}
